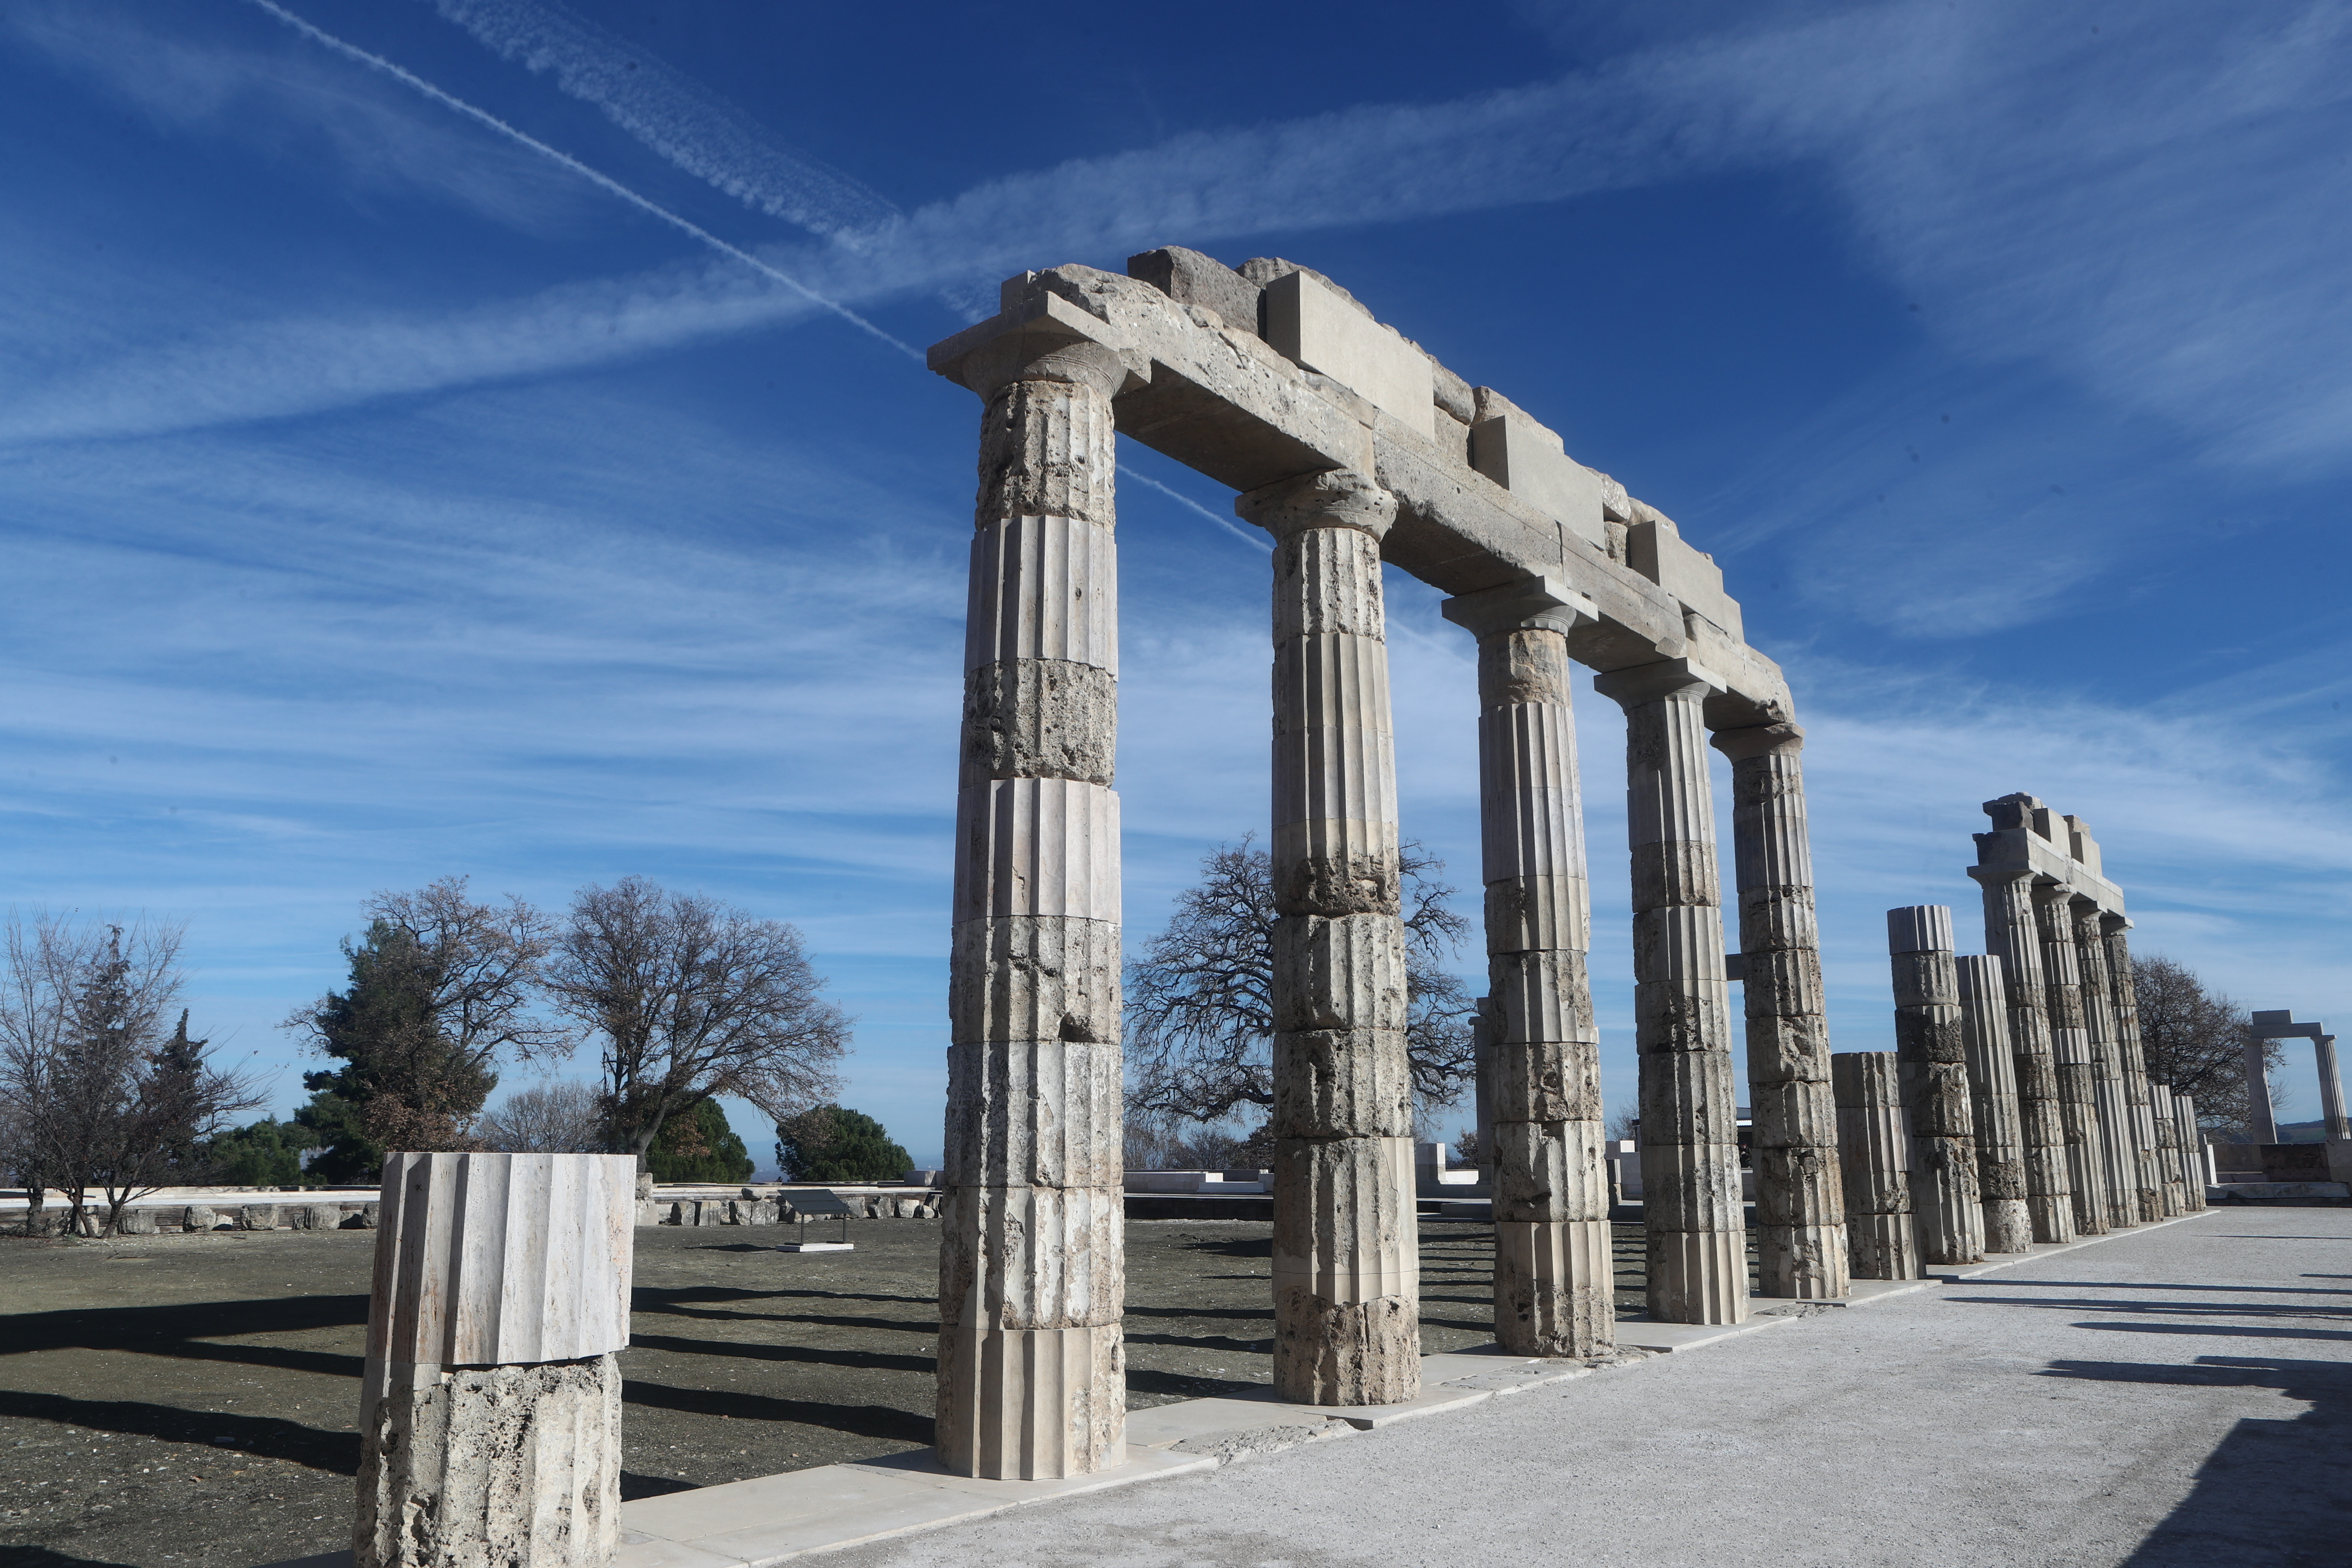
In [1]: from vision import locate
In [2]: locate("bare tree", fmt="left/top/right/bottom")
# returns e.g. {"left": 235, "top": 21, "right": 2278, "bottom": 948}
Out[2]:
{"left": 479, "top": 1081, "right": 604, "bottom": 1154}
{"left": 1125, "top": 838, "right": 1476, "bottom": 1128}
{"left": 543, "top": 878, "right": 848, "bottom": 1168}
{"left": 2134, "top": 953, "right": 2280, "bottom": 1137}
{"left": 286, "top": 877, "right": 564, "bottom": 1165}
{"left": 0, "top": 915, "right": 259, "bottom": 1235}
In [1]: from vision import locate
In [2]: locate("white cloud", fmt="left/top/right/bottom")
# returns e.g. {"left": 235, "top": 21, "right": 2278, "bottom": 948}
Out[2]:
{"left": 428, "top": 0, "right": 900, "bottom": 244}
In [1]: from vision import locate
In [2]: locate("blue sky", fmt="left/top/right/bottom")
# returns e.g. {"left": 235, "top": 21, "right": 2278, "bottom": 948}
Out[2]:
{"left": 3, "top": 0, "right": 2347, "bottom": 1165}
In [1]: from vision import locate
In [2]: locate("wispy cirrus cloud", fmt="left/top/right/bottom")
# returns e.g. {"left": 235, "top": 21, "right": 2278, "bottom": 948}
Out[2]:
{"left": 426, "top": 0, "right": 900, "bottom": 244}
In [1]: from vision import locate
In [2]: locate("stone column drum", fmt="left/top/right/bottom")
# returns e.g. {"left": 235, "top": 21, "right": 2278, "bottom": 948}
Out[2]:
{"left": 1831, "top": 1053, "right": 1919, "bottom": 1281}
{"left": 2316, "top": 1035, "right": 2351, "bottom": 1141}
{"left": 2173, "top": 1093, "right": 2209, "bottom": 1210}
{"left": 1713, "top": 722, "right": 1847, "bottom": 1301}
{"left": 2037, "top": 884, "right": 2109, "bottom": 1236}
{"left": 2149, "top": 1082, "right": 2188, "bottom": 1219}
{"left": 1240, "top": 469, "right": 1420, "bottom": 1406}
{"left": 1971, "top": 867, "right": 2073, "bottom": 1244}
{"left": 2101, "top": 918, "right": 2165, "bottom": 1221}
{"left": 358, "top": 1152, "right": 634, "bottom": 1568}
{"left": 2075, "top": 900, "right": 2141, "bottom": 1229}
{"left": 940, "top": 338, "right": 1127, "bottom": 1478}
{"left": 1955, "top": 955, "right": 2033, "bottom": 1254}
{"left": 1593, "top": 660, "right": 1746, "bottom": 1324}
{"left": 2241, "top": 1031, "right": 2281, "bottom": 1145}
{"left": 1887, "top": 907, "right": 1983, "bottom": 1267}
{"left": 1442, "top": 576, "right": 1613, "bottom": 1356}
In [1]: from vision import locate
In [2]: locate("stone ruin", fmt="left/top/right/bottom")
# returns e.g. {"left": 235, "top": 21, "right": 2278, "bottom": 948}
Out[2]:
{"left": 925, "top": 247, "right": 1845, "bottom": 1479}
{"left": 1828, "top": 796, "right": 2212, "bottom": 1285}
{"left": 341, "top": 257, "right": 2235, "bottom": 1562}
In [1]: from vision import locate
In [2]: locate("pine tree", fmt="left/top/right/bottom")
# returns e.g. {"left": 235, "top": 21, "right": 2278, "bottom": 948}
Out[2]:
{"left": 775, "top": 1105, "right": 910, "bottom": 1183}
{"left": 645, "top": 1098, "right": 753, "bottom": 1183}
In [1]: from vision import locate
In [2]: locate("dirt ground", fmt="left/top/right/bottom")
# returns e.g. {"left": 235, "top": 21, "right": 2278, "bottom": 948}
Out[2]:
{"left": 0, "top": 1218, "right": 1657, "bottom": 1568}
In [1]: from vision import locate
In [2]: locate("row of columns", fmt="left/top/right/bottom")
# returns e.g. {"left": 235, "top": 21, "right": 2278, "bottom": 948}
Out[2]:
{"left": 934, "top": 334, "right": 1865, "bottom": 1474}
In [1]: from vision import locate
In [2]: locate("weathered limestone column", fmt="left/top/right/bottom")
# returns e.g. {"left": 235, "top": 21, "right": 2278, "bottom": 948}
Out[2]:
{"left": 1955, "top": 955, "right": 2032, "bottom": 1253}
{"left": 1712, "top": 722, "right": 1847, "bottom": 1302}
{"left": 1831, "top": 1053, "right": 1919, "bottom": 1281}
{"left": 1442, "top": 577, "right": 1612, "bottom": 1356}
{"left": 358, "top": 1152, "right": 634, "bottom": 1568}
{"left": 2037, "top": 883, "right": 2110, "bottom": 1236}
{"left": 2149, "top": 1082, "right": 2189, "bottom": 1218}
{"left": 2316, "top": 1035, "right": 2351, "bottom": 1141}
{"left": 1887, "top": 908, "right": 1983, "bottom": 1267}
{"left": 1592, "top": 659, "right": 1746, "bottom": 1325}
{"left": 2074, "top": 899, "right": 2140, "bottom": 1229}
{"left": 1971, "top": 869, "right": 2074, "bottom": 1244}
{"left": 2101, "top": 916, "right": 2165, "bottom": 1221}
{"left": 2242, "top": 1032, "right": 2281, "bottom": 1144}
{"left": 1240, "top": 468, "right": 1419, "bottom": 1406}
{"left": 940, "top": 337, "right": 1126, "bottom": 1478}
{"left": 2173, "top": 1093, "right": 2210, "bottom": 1210}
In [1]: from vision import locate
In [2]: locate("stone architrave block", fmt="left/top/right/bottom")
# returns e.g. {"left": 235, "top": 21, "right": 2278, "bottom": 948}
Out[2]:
{"left": 1467, "top": 394, "right": 1608, "bottom": 551}
{"left": 117, "top": 1207, "right": 159, "bottom": 1235}
{"left": 1124, "top": 246, "right": 1262, "bottom": 337}
{"left": 1626, "top": 511, "right": 1744, "bottom": 640}
{"left": 1261, "top": 269, "right": 1435, "bottom": 439}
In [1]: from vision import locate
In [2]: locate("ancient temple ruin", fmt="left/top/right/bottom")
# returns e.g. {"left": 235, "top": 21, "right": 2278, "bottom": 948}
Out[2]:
{"left": 925, "top": 248, "right": 1846, "bottom": 1479}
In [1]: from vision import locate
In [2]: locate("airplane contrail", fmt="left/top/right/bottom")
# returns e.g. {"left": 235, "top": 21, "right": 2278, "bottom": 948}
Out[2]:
{"left": 240, "top": 0, "right": 919, "bottom": 361}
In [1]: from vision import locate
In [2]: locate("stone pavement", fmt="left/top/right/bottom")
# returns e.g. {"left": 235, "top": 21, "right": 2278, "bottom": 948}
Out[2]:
{"left": 818, "top": 1207, "right": 2351, "bottom": 1568}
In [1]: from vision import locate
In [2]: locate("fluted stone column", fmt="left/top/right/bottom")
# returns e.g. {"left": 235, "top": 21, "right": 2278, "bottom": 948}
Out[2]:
{"left": 1887, "top": 908, "right": 1983, "bottom": 1266}
{"left": 1832, "top": 1054, "right": 1919, "bottom": 1281}
{"left": 1593, "top": 660, "right": 1745, "bottom": 1326}
{"left": 940, "top": 339, "right": 1126, "bottom": 1478}
{"left": 2074, "top": 899, "right": 2139, "bottom": 1229}
{"left": 2037, "top": 883, "right": 2109, "bottom": 1236}
{"left": 1442, "top": 576, "right": 1612, "bottom": 1356}
{"left": 2101, "top": 917, "right": 2165, "bottom": 1221}
{"left": 2316, "top": 1035, "right": 2351, "bottom": 1140}
{"left": 1240, "top": 468, "right": 1419, "bottom": 1406}
{"left": 2173, "top": 1093, "right": 2209, "bottom": 1210}
{"left": 2242, "top": 1032, "right": 2281, "bottom": 1145}
{"left": 2150, "top": 1082, "right": 2188, "bottom": 1218}
{"left": 1955, "top": 956, "right": 2032, "bottom": 1253}
{"left": 1712, "top": 723, "right": 1847, "bottom": 1301}
{"left": 358, "top": 1152, "right": 635, "bottom": 1568}
{"left": 1972, "top": 869, "right": 2073, "bottom": 1244}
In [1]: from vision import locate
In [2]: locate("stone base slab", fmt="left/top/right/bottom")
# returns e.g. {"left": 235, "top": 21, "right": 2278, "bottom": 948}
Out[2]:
{"left": 1921, "top": 1209, "right": 2209, "bottom": 1278}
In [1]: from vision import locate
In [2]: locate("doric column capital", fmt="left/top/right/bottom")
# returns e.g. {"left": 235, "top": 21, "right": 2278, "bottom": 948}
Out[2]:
{"left": 2100, "top": 912, "right": 2131, "bottom": 935}
{"left": 958, "top": 332, "right": 1127, "bottom": 401}
{"left": 1709, "top": 721, "right": 1804, "bottom": 764}
{"left": 1591, "top": 657, "right": 1726, "bottom": 708}
{"left": 1439, "top": 574, "right": 1596, "bottom": 640}
{"left": 1966, "top": 864, "right": 2035, "bottom": 887}
{"left": 1236, "top": 468, "right": 1396, "bottom": 542}
{"left": 2030, "top": 880, "right": 2075, "bottom": 908}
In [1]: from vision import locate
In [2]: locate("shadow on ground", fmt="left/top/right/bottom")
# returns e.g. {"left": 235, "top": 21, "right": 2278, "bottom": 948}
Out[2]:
{"left": 2046, "top": 1355, "right": 2352, "bottom": 1566}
